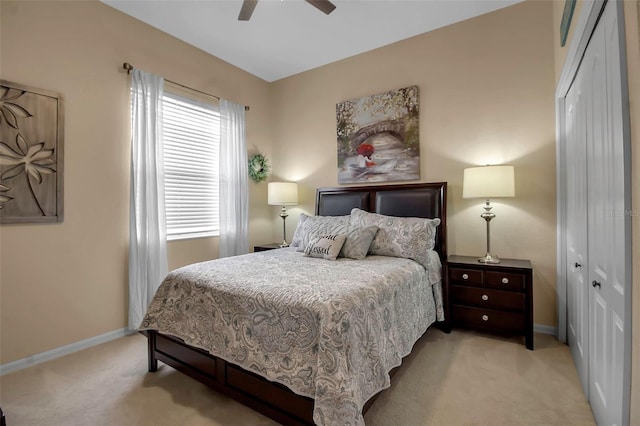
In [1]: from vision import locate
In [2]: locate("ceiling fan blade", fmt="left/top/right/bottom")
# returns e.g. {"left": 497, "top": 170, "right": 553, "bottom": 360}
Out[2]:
{"left": 238, "top": 0, "right": 258, "bottom": 21}
{"left": 305, "top": 0, "right": 336, "bottom": 15}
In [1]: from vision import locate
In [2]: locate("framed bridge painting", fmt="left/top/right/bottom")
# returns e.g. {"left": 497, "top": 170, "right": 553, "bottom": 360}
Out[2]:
{"left": 336, "top": 86, "right": 420, "bottom": 184}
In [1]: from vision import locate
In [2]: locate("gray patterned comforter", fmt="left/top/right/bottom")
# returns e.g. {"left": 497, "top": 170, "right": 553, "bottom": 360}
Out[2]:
{"left": 140, "top": 248, "right": 443, "bottom": 425}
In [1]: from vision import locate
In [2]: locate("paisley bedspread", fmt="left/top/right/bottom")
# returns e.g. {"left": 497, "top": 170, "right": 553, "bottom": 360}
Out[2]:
{"left": 140, "top": 248, "right": 443, "bottom": 425}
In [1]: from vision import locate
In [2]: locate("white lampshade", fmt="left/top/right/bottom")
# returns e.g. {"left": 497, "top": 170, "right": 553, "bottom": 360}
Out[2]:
{"left": 268, "top": 182, "right": 298, "bottom": 205}
{"left": 463, "top": 165, "right": 515, "bottom": 199}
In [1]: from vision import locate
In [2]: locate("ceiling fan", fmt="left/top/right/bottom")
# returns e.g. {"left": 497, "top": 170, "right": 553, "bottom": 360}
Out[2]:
{"left": 238, "top": 0, "right": 336, "bottom": 21}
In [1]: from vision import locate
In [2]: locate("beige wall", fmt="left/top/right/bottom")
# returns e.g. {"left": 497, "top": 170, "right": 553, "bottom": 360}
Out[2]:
{"left": 0, "top": 0, "right": 273, "bottom": 363}
{"left": 0, "top": 1, "right": 560, "bottom": 364}
{"left": 271, "top": 1, "right": 557, "bottom": 328}
{"left": 552, "top": 0, "right": 640, "bottom": 422}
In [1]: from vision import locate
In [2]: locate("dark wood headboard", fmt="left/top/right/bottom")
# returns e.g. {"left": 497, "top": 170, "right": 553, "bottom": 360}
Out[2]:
{"left": 315, "top": 182, "right": 447, "bottom": 260}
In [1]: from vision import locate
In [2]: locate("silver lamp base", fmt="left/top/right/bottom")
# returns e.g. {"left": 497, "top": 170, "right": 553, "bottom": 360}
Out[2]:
{"left": 279, "top": 205, "right": 289, "bottom": 248}
{"left": 478, "top": 200, "right": 501, "bottom": 264}
{"left": 478, "top": 253, "right": 501, "bottom": 264}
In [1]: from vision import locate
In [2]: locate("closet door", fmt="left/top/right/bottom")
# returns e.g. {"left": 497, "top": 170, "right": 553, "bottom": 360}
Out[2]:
{"left": 564, "top": 72, "right": 589, "bottom": 396}
{"left": 584, "top": 2, "right": 630, "bottom": 424}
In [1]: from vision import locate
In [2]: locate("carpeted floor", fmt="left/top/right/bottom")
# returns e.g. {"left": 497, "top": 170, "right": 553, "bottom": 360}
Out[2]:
{"left": 0, "top": 329, "right": 595, "bottom": 426}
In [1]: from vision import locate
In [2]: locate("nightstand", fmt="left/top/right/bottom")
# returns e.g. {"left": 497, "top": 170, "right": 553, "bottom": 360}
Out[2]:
{"left": 446, "top": 255, "right": 534, "bottom": 350}
{"left": 253, "top": 243, "right": 283, "bottom": 252}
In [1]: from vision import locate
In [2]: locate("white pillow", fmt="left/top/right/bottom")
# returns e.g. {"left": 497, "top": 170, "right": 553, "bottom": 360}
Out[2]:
{"left": 289, "top": 213, "right": 309, "bottom": 248}
{"left": 349, "top": 208, "right": 440, "bottom": 268}
{"left": 304, "top": 234, "right": 347, "bottom": 261}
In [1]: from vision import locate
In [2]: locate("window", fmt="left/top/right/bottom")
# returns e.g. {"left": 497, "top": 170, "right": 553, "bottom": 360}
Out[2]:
{"left": 162, "top": 92, "right": 220, "bottom": 240}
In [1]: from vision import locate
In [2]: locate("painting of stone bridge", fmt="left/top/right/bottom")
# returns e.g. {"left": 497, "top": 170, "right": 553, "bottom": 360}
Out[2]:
{"left": 337, "top": 85, "right": 419, "bottom": 184}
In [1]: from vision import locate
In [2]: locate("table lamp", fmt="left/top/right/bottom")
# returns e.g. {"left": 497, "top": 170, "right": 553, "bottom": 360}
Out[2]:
{"left": 268, "top": 182, "right": 298, "bottom": 247}
{"left": 463, "top": 165, "right": 515, "bottom": 264}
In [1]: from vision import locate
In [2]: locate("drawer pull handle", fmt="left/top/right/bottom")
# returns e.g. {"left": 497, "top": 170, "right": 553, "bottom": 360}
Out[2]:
{"left": 481, "top": 294, "right": 489, "bottom": 301}
{"left": 502, "top": 277, "right": 509, "bottom": 284}
{"left": 462, "top": 273, "right": 469, "bottom": 280}
{"left": 482, "top": 314, "right": 489, "bottom": 321}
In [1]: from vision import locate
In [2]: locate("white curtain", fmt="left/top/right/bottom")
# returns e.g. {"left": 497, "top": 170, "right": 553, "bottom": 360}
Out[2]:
{"left": 128, "top": 69, "right": 168, "bottom": 330}
{"left": 219, "top": 100, "right": 249, "bottom": 257}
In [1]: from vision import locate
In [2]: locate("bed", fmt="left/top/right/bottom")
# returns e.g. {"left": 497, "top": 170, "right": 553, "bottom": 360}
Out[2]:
{"left": 141, "top": 182, "right": 448, "bottom": 425}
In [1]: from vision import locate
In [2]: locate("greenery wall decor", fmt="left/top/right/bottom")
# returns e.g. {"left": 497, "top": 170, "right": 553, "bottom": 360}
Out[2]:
{"left": 248, "top": 153, "right": 270, "bottom": 183}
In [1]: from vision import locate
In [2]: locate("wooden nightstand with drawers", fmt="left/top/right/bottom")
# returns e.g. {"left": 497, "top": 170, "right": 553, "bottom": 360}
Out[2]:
{"left": 446, "top": 255, "right": 534, "bottom": 350}
{"left": 253, "top": 243, "right": 283, "bottom": 252}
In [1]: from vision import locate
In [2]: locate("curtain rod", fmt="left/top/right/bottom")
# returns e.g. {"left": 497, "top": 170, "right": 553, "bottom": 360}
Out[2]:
{"left": 123, "top": 62, "right": 249, "bottom": 111}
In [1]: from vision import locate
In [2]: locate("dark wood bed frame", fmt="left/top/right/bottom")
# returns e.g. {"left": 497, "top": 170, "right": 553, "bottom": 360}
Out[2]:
{"left": 146, "top": 182, "right": 449, "bottom": 425}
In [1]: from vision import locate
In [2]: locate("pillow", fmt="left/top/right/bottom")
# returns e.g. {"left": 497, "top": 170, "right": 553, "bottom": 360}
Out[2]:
{"left": 304, "top": 234, "right": 347, "bottom": 260}
{"left": 349, "top": 208, "right": 440, "bottom": 268}
{"left": 340, "top": 225, "right": 379, "bottom": 260}
{"left": 289, "top": 213, "right": 309, "bottom": 248}
{"left": 290, "top": 213, "right": 350, "bottom": 252}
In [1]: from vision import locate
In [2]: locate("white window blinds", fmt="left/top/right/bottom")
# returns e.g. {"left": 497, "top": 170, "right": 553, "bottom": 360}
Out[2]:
{"left": 162, "top": 92, "right": 220, "bottom": 240}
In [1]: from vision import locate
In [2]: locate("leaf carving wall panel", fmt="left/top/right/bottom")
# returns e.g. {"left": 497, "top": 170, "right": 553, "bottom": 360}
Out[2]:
{"left": 0, "top": 80, "right": 63, "bottom": 223}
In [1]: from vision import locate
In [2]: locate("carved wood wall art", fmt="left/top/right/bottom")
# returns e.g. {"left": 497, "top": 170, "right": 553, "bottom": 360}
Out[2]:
{"left": 0, "top": 80, "right": 64, "bottom": 223}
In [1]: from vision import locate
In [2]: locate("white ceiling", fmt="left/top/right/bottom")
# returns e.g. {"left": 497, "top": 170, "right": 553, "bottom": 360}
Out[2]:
{"left": 102, "top": 0, "right": 524, "bottom": 82}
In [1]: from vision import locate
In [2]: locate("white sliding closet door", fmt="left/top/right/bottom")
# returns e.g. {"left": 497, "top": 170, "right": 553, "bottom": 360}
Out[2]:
{"left": 558, "top": 1, "right": 632, "bottom": 425}
{"left": 564, "top": 71, "right": 589, "bottom": 396}
{"left": 584, "top": 3, "right": 629, "bottom": 424}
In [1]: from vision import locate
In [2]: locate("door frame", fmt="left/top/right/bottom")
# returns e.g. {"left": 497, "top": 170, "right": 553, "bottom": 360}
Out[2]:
{"left": 555, "top": 0, "right": 633, "bottom": 423}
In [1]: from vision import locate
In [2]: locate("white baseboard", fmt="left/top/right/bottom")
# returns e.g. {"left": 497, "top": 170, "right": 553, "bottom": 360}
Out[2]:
{"left": 0, "top": 327, "right": 134, "bottom": 375}
{"left": 534, "top": 323, "right": 557, "bottom": 336}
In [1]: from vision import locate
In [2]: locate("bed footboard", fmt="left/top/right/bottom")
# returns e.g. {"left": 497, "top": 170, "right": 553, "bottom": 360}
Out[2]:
{"left": 146, "top": 330, "right": 315, "bottom": 425}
